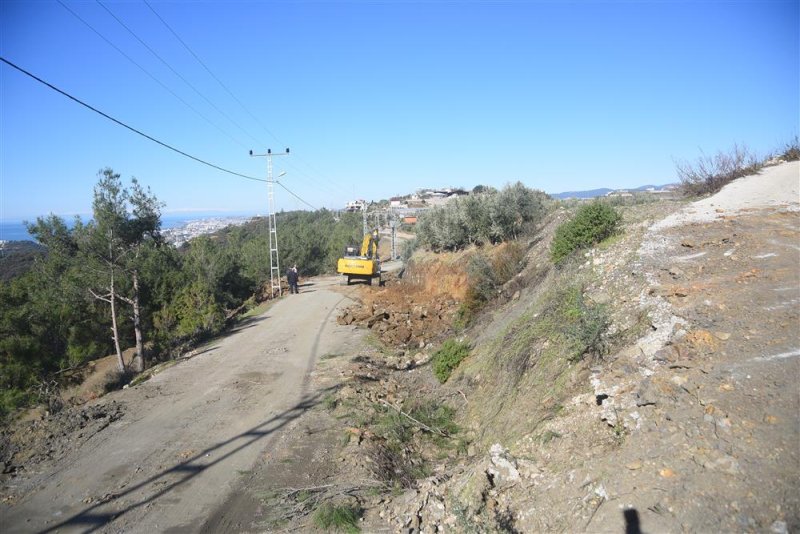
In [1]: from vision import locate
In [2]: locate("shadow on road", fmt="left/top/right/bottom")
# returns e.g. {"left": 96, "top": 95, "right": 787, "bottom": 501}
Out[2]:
{"left": 40, "top": 386, "right": 336, "bottom": 533}
{"left": 230, "top": 314, "right": 270, "bottom": 333}
{"left": 624, "top": 508, "right": 643, "bottom": 534}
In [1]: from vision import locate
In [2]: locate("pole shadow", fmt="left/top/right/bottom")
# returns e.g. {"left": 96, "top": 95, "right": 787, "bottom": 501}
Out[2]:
{"left": 624, "top": 508, "right": 643, "bottom": 534}
{"left": 39, "top": 386, "right": 336, "bottom": 533}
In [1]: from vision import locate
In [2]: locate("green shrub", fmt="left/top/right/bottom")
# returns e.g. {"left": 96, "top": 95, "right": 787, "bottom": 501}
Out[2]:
{"left": 537, "top": 284, "right": 610, "bottom": 362}
{"left": 550, "top": 202, "right": 622, "bottom": 264}
{"left": 312, "top": 502, "right": 362, "bottom": 533}
{"left": 432, "top": 339, "right": 471, "bottom": 383}
{"left": 377, "top": 399, "right": 460, "bottom": 444}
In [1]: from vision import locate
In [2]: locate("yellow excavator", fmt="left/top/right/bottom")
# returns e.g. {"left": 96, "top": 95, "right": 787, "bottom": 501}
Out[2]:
{"left": 337, "top": 228, "right": 381, "bottom": 285}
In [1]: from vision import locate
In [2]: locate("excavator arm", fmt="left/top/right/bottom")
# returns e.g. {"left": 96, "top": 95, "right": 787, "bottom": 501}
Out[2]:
{"left": 359, "top": 229, "right": 380, "bottom": 259}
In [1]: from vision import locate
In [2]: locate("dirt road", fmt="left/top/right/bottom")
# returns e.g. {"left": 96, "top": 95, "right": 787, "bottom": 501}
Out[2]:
{"left": 2, "top": 276, "right": 359, "bottom": 533}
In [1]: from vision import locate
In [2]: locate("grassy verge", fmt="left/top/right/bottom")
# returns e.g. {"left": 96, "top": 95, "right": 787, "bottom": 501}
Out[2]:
{"left": 312, "top": 502, "right": 362, "bottom": 533}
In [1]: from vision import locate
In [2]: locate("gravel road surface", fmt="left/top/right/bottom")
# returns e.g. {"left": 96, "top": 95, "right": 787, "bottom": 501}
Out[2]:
{"left": 2, "top": 277, "right": 353, "bottom": 533}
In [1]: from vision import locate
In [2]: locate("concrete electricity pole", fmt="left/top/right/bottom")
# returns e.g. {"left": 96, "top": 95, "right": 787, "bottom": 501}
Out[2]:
{"left": 249, "top": 148, "right": 290, "bottom": 298}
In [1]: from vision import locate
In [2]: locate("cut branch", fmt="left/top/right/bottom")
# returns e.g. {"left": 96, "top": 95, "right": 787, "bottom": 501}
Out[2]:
{"left": 379, "top": 399, "right": 449, "bottom": 437}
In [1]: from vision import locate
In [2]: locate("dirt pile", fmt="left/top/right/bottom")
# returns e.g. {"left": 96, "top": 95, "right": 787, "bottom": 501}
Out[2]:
{"left": 336, "top": 254, "right": 470, "bottom": 349}
{"left": 337, "top": 292, "right": 458, "bottom": 349}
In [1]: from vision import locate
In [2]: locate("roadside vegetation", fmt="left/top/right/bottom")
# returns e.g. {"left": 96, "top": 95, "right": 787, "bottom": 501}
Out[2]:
{"left": 312, "top": 502, "right": 362, "bottom": 533}
{"left": 405, "top": 190, "right": 622, "bottom": 451}
{"left": 0, "top": 168, "right": 362, "bottom": 420}
{"left": 780, "top": 136, "right": 800, "bottom": 161}
{"left": 432, "top": 339, "right": 471, "bottom": 383}
{"left": 675, "top": 138, "right": 799, "bottom": 197}
{"left": 365, "top": 397, "right": 461, "bottom": 488}
{"left": 456, "top": 241, "right": 527, "bottom": 326}
{"left": 415, "top": 182, "right": 551, "bottom": 252}
{"left": 550, "top": 201, "right": 622, "bottom": 264}
{"left": 675, "top": 143, "right": 763, "bottom": 197}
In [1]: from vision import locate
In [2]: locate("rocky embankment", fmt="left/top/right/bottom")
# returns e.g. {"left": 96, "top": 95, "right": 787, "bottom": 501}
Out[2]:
{"left": 348, "top": 162, "right": 799, "bottom": 532}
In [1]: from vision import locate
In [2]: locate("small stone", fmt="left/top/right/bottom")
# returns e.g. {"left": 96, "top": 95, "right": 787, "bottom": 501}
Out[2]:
{"left": 626, "top": 461, "right": 643, "bottom": 470}
{"left": 770, "top": 520, "right": 789, "bottom": 534}
{"left": 671, "top": 375, "right": 688, "bottom": 387}
{"left": 764, "top": 415, "right": 779, "bottom": 424}
{"left": 659, "top": 468, "right": 677, "bottom": 478}
{"left": 704, "top": 454, "right": 740, "bottom": 475}
{"left": 668, "top": 266, "right": 685, "bottom": 278}
{"left": 714, "top": 332, "right": 731, "bottom": 341}
{"left": 719, "top": 383, "right": 735, "bottom": 392}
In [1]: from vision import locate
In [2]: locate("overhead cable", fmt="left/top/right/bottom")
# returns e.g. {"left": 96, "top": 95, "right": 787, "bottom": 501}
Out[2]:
{"left": 275, "top": 181, "right": 317, "bottom": 210}
{"left": 96, "top": 0, "right": 264, "bottom": 148}
{"left": 56, "top": 0, "right": 248, "bottom": 150}
{"left": 143, "top": 0, "right": 353, "bottom": 201}
{"left": 143, "top": 0, "right": 282, "bottom": 146}
{"left": 2, "top": 56, "right": 323, "bottom": 210}
{"left": 0, "top": 56, "right": 265, "bottom": 182}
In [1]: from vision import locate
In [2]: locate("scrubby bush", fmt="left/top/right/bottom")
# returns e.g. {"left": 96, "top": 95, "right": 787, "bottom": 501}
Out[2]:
{"left": 368, "top": 398, "right": 460, "bottom": 487}
{"left": 458, "top": 242, "right": 526, "bottom": 325}
{"left": 432, "top": 339, "right": 471, "bottom": 383}
{"left": 675, "top": 144, "right": 763, "bottom": 197}
{"left": 532, "top": 284, "right": 610, "bottom": 363}
{"left": 780, "top": 136, "right": 800, "bottom": 161}
{"left": 400, "top": 237, "right": 419, "bottom": 263}
{"left": 550, "top": 202, "right": 622, "bottom": 264}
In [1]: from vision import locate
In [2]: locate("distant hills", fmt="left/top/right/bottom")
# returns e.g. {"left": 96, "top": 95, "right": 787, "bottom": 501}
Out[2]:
{"left": 551, "top": 184, "right": 677, "bottom": 200}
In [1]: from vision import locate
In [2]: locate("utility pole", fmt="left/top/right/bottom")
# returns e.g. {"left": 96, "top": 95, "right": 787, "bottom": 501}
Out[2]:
{"left": 390, "top": 216, "right": 397, "bottom": 260}
{"left": 249, "top": 148, "right": 290, "bottom": 298}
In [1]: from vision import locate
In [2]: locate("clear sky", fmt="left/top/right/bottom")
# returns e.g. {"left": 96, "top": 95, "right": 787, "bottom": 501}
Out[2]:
{"left": 1, "top": 0, "right": 798, "bottom": 220}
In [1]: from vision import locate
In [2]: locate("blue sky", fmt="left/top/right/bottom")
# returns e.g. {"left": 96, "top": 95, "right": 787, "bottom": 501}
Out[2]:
{"left": 1, "top": 0, "right": 798, "bottom": 220}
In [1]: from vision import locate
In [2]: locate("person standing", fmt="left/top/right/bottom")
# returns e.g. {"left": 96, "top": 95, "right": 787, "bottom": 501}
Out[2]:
{"left": 287, "top": 264, "right": 299, "bottom": 294}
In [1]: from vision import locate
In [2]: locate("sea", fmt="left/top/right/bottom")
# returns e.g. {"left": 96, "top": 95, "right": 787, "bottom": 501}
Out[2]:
{"left": 0, "top": 212, "right": 257, "bottom": 243}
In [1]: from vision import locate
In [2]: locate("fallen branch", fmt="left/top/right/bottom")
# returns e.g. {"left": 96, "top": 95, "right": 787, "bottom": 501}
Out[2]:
{"left": 285, "top": 484, "right": 335, "bottom": 496}
{"left": 379, "top": 399, "right": 449, "bottom": 437}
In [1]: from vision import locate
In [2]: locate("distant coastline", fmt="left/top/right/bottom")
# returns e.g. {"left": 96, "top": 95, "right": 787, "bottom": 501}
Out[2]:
{"left": 0, "top": 212, "right": 258, "bottom": 244}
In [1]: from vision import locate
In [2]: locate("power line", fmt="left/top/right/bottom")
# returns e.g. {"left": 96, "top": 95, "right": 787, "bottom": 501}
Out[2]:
{"left": 56, "top": 0, "right": 248, "bottom": 150}
{"left": 1, "top": 56, "right": 323, "bottom": 210}
{"left": 275, "top": 181, "right": 317, "bottom": 210}
{"left": 0, "top": 56, "right": 264, "bottom": 182}
{"left": 142, "top": 0, "right": 354, "bottom": 203}
{"left": 143, "top": 0, "right": 282, "bottom": 146}
{"left": 96, "top": 0, "right": 264, "bottom": 148}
